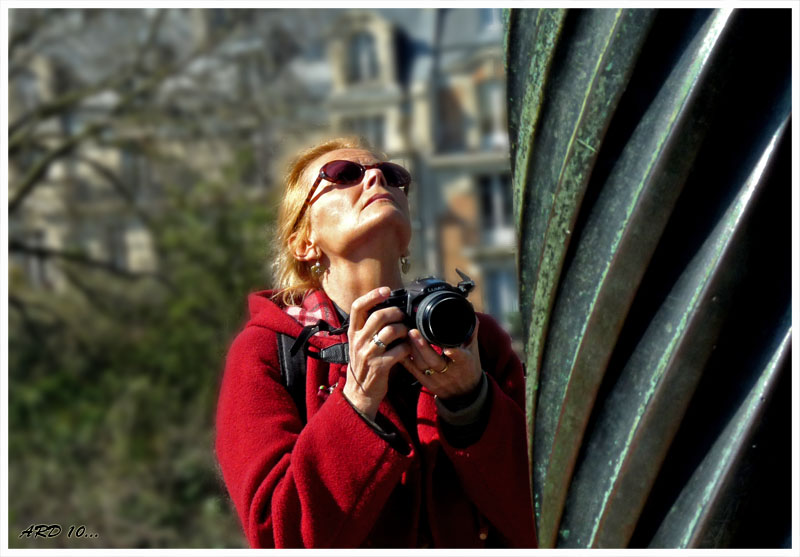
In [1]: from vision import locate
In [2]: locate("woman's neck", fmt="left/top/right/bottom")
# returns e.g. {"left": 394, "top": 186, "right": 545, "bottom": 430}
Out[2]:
{"left": 320, "top": 251, "right": 404, "bottom": 313}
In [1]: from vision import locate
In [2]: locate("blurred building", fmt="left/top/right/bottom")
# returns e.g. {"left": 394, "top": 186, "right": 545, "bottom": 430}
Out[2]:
{"left": 323, "top": 8, "right": 519, "bottom": 334}
{"left": 9, "top": 8, "right": 520, "bottom": 337}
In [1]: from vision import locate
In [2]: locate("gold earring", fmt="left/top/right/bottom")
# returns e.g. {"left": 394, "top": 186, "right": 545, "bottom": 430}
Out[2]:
{"left": 400, "top": 255, "right": 410, "bottom": 274}
{"left": 310, "top": 260, "right": 325, "bottom": 278}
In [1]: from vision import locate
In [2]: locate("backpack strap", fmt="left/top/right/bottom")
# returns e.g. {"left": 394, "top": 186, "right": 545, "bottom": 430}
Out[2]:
{"left": 277, "top": 332, "right": 307, "bottom": 420}
{"left": 276, "top": 326, "right": 350, "bottom": 424}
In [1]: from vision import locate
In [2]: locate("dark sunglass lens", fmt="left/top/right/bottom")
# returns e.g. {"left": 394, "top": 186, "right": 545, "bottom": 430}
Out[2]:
{"left": 325, "top": 160, "right": 363, "bottom": 184}
{"left": 379, "top": 163, "right": 410, "bottom": 187}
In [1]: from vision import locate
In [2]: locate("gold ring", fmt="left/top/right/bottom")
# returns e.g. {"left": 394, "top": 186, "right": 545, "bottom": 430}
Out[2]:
{"left": 424, "top": 369, "right": 434, "bottom": 376}
{"left": 435, "top": 361, "right": 449, "bottom": 374}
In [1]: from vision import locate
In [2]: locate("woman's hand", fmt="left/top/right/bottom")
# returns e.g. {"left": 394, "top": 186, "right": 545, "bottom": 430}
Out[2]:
{"left": 402, "top": 318, "right": 483, "bottom": 400}
{"left": 343, "top": 287, "right": 412, "bottom": 421}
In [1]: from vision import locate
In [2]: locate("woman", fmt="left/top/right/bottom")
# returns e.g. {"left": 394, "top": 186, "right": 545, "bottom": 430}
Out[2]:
{"left": 215, "top": 137, "right": 537, "bottom": 548}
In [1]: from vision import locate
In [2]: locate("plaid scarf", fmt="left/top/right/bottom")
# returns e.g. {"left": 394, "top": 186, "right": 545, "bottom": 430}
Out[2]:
{"left": 282, "top": 290, "right": 350, "bottom": 364}
{"left": 284, "top": 290, "right": 345, "bottom": 338}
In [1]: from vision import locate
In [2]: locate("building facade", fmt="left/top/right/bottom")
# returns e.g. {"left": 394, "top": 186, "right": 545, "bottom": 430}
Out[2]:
{"left": 324, "top": 9, "right": 520, "bottom": 334}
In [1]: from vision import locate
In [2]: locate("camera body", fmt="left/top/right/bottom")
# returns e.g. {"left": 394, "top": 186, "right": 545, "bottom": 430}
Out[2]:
{"left": 372, "top": 269, "right": 477, "bottom": 347}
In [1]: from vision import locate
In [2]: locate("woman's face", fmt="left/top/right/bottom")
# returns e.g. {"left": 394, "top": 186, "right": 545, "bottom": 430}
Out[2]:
{"left": 303, "top": 148, "right": 412, "bottom": 260}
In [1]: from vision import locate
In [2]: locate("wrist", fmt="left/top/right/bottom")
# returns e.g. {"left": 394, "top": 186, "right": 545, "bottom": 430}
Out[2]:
{"left": 439, "top": 371, "right": 487, "bottom": 411}
{"left": 342, "top": 386, "right": 380, "bottom": 421}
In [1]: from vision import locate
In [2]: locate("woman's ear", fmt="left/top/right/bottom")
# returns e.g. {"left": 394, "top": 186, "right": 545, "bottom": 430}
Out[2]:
{"left": 289, "top": 230, "right": 320, "bottom": 263}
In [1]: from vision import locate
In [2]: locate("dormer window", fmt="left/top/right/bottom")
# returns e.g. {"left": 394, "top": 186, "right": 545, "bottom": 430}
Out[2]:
{"left": 347, "top": 31, "right": 379, "bottom": 83}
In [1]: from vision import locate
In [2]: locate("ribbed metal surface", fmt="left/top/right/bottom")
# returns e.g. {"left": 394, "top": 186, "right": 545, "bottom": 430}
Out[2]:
{"left": 505, "top": 8, "right": 791, "bottom": 548}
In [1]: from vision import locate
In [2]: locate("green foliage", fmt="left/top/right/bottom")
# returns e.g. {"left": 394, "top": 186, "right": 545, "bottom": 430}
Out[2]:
{"left": 9, "top": 155, "right": 278, "bottom": 548}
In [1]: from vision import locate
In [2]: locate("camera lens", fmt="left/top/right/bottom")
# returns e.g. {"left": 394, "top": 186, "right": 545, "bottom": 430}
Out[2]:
{"left": 416, "top": 292, "right": 476, "bottom": 347}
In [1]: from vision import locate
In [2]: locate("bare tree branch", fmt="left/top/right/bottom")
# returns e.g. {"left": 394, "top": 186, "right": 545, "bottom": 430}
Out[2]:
{"left": 59, "top": 264, "right": 137, "bottom": 319}
{"left": 9, "top": 11, "right": 166, "bottom": 139}
{"left": 8, "top": 9, "right": 58, "bottom": 59}
{"left": 9, "top": 238, "right": 163, "bottom": 281}
{"left": 9, "top": 20, "right": 242, "bottom": 215}
{"left": 73, "top": 154, "right": 156, "bottom": 228}
{"left": 9, "top": 294, "right": 50, "bottom": 346}
{"left": 9, "top": 121, "right": 106, "bottom": 214}
{"left": 10, "top": 291, "right": 104, "bottom": 368}
{"left": 131, "top": 9, "right": 169, "bottom": 73}
{"left": 9, "top": 74, "right": 120, "bottom": 140}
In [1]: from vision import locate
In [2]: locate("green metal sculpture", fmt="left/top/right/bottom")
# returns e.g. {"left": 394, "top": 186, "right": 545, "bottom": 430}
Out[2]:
{"left": 505, "top": 8, "right": 791, "bottom": 548}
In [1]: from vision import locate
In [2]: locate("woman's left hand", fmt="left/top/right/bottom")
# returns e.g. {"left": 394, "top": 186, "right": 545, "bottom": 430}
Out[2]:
{"left": 401, "top": 318, "right": 483, "bottom": 400}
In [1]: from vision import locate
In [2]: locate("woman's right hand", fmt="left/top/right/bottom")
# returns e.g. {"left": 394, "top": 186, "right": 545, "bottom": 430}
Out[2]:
{"left": 343, "top": 287, "right": 411, "bottom": 421}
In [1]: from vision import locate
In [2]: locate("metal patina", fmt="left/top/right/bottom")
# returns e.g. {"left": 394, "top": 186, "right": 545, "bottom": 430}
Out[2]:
{"left": 506, "top": 7, "right": 791, "bottom": 549}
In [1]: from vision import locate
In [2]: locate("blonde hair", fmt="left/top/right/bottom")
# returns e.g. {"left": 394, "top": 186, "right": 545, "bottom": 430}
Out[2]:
{"left": 272, "top": 136, "right": 378, "bottom": 306}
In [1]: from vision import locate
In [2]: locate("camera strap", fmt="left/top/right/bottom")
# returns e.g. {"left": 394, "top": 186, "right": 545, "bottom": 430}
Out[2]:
{"left": 288, "top": 319, "right": 350, "bottom": 364}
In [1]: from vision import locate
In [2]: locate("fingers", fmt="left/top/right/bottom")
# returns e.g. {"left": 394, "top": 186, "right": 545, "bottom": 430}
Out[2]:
{"left": 363, "top": 306, "right": 406, "bottom": 337}
{"left": 402, "top": 325, "right": 483, "bottom": 399}
{"left": 349, "top": 286, "right": 391, "bottom": 333}
{"left": 407, "top": 329, "right": 448, "bottom": 373}
{"left": 349, "top": 337, "right": 411, "bottom": 394}
{"left": 344, "top": 287, "right": 413, "bottom": 421}
{"left": 400, "top": 356, "right": 429, "bottom": 383}
{"left": 443, "top": 317, "right": 480, "bottom": 360}
{"left": 372, "top": 322, "right": 409, "bottom": 348}
{"left": 400, "top": 347, "right": 452, "bottom": 391}
{"left": 378, "top": 341, "right": 412, "bottom": 368}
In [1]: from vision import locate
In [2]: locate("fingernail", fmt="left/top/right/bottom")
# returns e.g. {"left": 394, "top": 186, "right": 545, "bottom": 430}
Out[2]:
{"left": 379, "top": 287, "right": 390, "bottom": 296}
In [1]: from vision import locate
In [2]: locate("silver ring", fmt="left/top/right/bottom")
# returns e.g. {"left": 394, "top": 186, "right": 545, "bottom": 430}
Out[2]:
{"left": 372, "top": 334, "right": 387, "bottom": 350}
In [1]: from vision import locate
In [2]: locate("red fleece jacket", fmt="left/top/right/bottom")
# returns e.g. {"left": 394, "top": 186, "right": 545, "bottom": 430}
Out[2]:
{"left": 214, "top": 289, "right": 537, "bottom": 548}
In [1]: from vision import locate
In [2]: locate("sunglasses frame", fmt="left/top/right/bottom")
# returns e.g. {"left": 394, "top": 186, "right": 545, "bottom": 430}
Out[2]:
{"left": 291, "top": 160, "right": 411, "bottom": 231}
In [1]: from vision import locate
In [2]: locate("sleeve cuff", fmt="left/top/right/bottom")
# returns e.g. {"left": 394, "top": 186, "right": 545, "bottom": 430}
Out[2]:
{"left": 435, "top": 372, "right": 488, "bottom": 427}
{"left": 342, "top": 391, "right": 411, "bottom": 456}
{"left": 343, "top": 392, "right": 387, "bottom": 433}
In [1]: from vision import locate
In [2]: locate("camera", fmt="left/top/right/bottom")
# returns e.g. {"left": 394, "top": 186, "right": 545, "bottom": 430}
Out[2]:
{"left": 371, "top": 269, "right": 477, "bottom": 347}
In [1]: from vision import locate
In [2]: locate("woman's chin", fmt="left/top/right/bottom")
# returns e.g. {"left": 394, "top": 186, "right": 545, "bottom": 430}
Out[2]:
{"left": 361, "top": 204, "right": 410, "bottom": 228}
{"left": 352, "top": 209, "right": 411, "bottom": 246}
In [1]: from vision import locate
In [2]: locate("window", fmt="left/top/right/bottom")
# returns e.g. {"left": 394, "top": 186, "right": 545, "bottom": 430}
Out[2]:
{"left": 477, "top": 79, "right": 508, "bottom": 150}
{"left": 121, "top": 148, "right": 151, "bottom": 200}
{"left": 106, "top": 223, "right": 128, "bottom": 270}
{"left": 477, "top": 173, "right": 514, "bottom": 245}
{"left": 484, "top": 267, "right": 519, "bottom": 327}
{"left": 347, "top": 32, "right": 379, "bottom": 83}
{"left": 73, "top": 179, "right": 93, "bottom": 202}
{"left": 60, "top": 113, "right": 75, "bottom": 135}
{"left": 52, "top": 62, "right": 73, "bottom": 96}
{"left": 341, "top": 115, "right": 385, "bottom": 150}
{"left": 23, "top": 230, "right": 50, "bottom": 288}
{"left": 437, "top": 87, "right": 466, "bottom": 152}
{"left": 14, "top": 70, "right": 40, "bottom": 110}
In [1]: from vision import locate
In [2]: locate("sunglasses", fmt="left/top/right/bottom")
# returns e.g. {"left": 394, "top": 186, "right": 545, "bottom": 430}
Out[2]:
{"left": 292, "top": 160, "right": 411, "bottom": 230}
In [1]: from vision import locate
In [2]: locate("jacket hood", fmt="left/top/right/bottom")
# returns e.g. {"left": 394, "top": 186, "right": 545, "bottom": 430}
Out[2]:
{"left": 245, "top": 289, "right": 346, "bottom": 351}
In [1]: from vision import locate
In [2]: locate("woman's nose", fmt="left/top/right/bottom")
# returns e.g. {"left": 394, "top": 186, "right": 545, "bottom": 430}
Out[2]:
{"left": 363, "top": 167, "right": 386, "bottom": 189}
